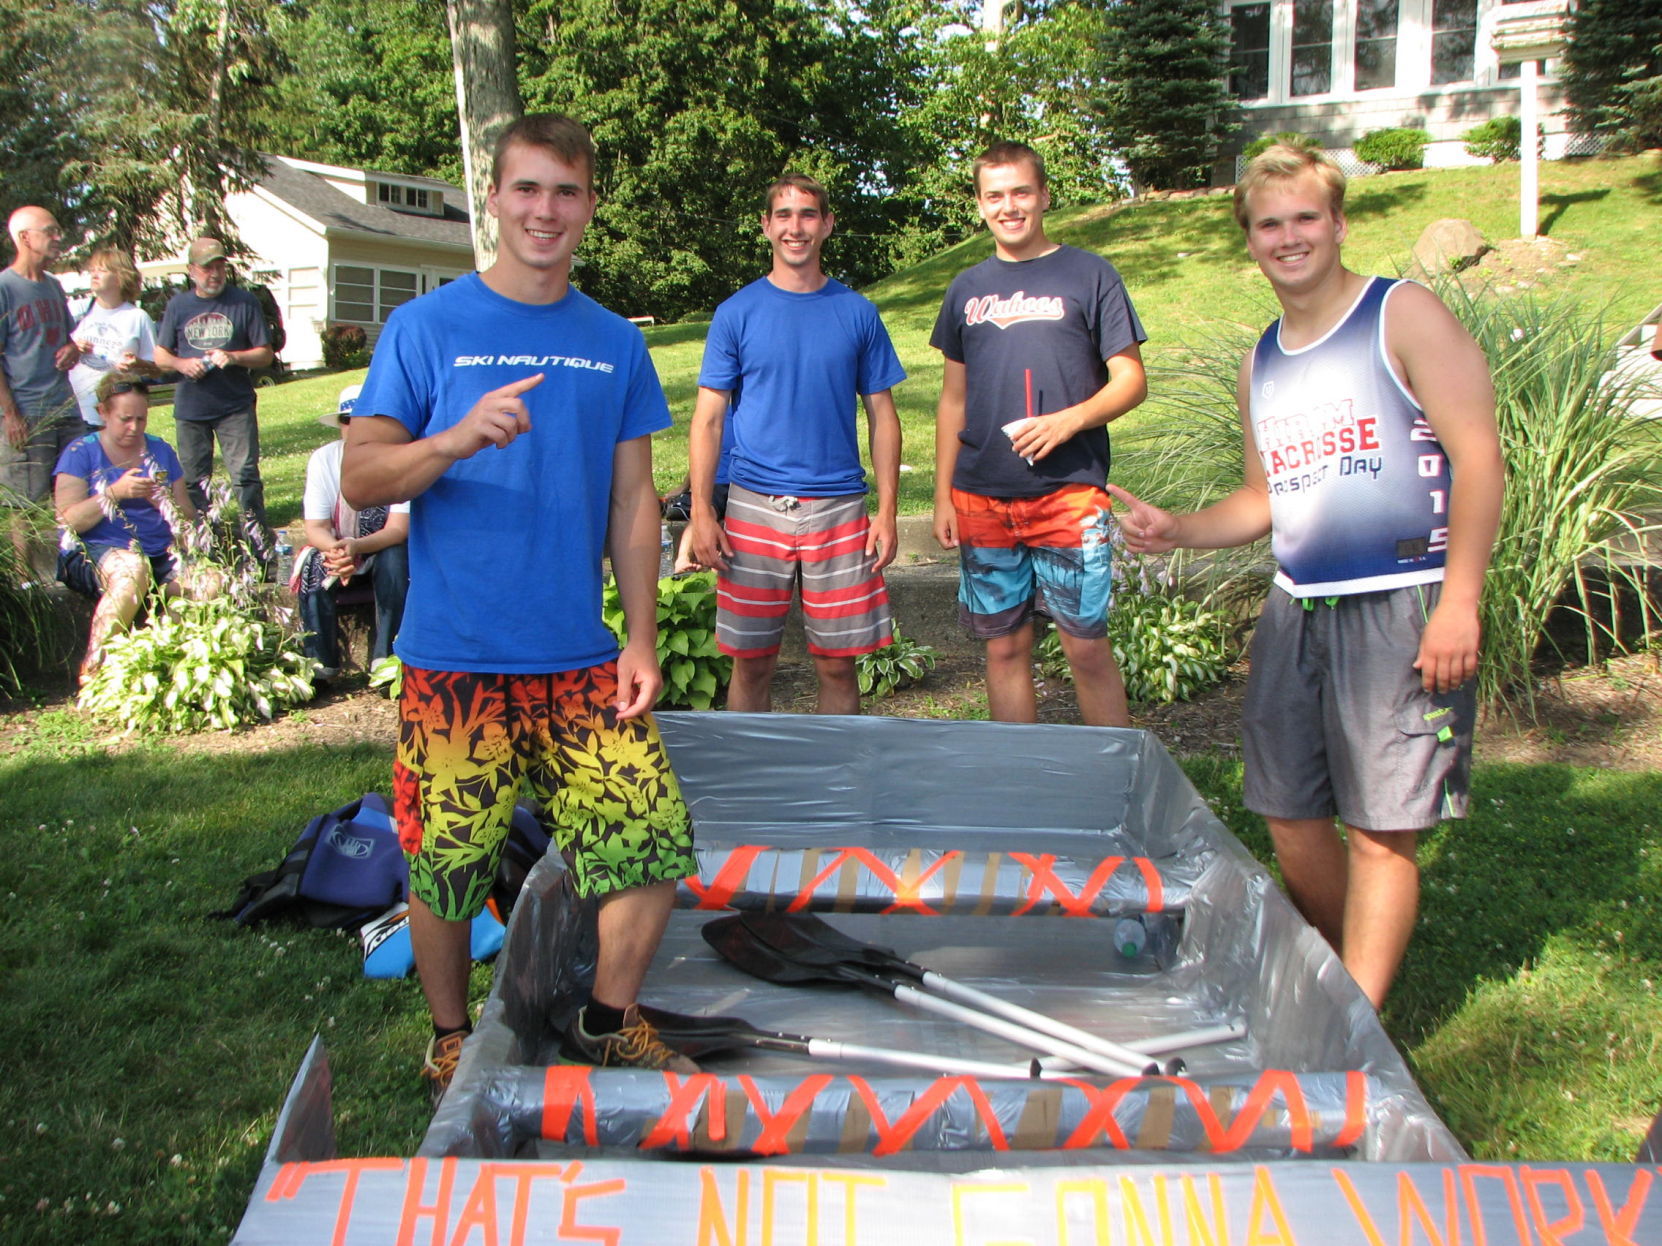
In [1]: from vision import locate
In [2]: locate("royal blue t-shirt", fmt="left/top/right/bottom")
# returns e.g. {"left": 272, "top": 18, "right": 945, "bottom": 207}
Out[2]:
{"left": 53, "top": 433, "right": 185, "bottom": 556}
{"left": 698, "top": 277, "right": 905, "bottom": 497}
{"left": 354, "top": 275, "right": 672, "bottom": 674}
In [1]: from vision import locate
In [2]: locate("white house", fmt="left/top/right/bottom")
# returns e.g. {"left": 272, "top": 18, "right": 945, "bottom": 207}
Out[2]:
{"left": 141, "top": 156, "right": 476, "bottom": 368}
{"left": 1222, "top": 0, "right": 1582, "bottom": 170}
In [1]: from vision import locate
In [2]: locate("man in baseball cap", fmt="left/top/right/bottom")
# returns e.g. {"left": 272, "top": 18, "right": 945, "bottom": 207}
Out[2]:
{"left": 152, "top": 236, "right": 276, "bottom": 558}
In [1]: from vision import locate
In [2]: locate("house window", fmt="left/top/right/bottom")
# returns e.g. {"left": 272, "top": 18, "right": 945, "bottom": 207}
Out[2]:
{"left": 334, "top": 265, "right": 376, "bottom": 323}
{"left": 1354, "top": 0, "right": 1399, "bottom": 90}
{"left": 375, "top": 183, "right": 432, "bottom": 212}
{"left": 1229, "top": 3, "right": 1271, "bottom": 100}
{"left": 1290, "top": 0, "right": 1333, "bottom": 96}
{"left": 333, "top": 264, "right": 420, "bottom": 324}
{"left": 379, "top": 269, "right": 418, "bottom": 320}
{"left": 1430, "top": 0, "right": 1477, "bottom": 85}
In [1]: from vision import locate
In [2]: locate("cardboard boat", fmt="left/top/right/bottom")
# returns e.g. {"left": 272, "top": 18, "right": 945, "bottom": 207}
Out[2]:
{"left": 232, "top": 714, "right": 1660, "bottom": 1243}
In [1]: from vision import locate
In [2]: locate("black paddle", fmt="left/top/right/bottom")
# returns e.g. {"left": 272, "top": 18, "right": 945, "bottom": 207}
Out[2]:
{"left": 734, "top": 911, "right": 1179, "bottom": 1075}
{"left": 627, "top": 1004, "right": 1041, "bottom": 1079}
{"left": 703, "top": 914, "right": 1157, "bottom": 1078}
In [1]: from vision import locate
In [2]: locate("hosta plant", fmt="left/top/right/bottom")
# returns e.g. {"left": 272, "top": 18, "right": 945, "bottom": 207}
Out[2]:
{"left": 856, "top": 625, "right": 938, "bottom": 698}
{"left": 603, "top": 572, "right": 731, "bottom": 710}
{"left": 368, "top": 654, "right": 404, "bottom": 699}
{"left": 78, "top": 594, "right": 314, "bottom": 732}
{"left": 1038, "top": 584, "right": 1233, "bottom": 705}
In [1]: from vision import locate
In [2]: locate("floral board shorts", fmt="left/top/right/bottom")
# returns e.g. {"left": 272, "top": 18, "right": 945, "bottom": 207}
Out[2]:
{"left": 393, "top": 663, "right": 697, "bottom": 922}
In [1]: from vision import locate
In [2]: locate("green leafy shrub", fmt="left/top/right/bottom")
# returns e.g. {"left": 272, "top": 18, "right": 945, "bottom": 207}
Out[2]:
{"left": 856, "top": 624, "right": 938, "bottom": 698}
{"left": 78, "top": 595, "right": 314, "bottom": 731}
{"left": 603, "top": 572, "right": 731, "bottom": 710}
{"left": 322, "top": 324, "right": 369, "bottom": 370}
{"left": 1354, "top": 127, "right": 1431, "bottom": 170}
{"left": 1462, "top": 115, "right": 1522, "bottom": 163}
{"left": 1242, "top": 130, "right": 1320, "bottom": 161}
{"left": 368, "top": 654, "right": 403, "bottom": 699}
{"left": 1037, "top": 581, "right": 1233, "bottom": 704}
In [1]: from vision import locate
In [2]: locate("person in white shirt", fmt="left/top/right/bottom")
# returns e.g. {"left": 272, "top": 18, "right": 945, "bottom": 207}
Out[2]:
{"left": 295, "top": 384, "right": 409, "bottom": 680}
{"left": 69, "top": 249, "right": 157, "bottom": 428}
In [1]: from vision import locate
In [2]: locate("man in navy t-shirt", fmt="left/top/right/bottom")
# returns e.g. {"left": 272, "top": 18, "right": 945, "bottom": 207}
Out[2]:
{"left": 931, "top": 141, "right": 1147, "bottom": 727}
{"left": 687, "top": 173, "right": 906, "bottom": 714}
{"left": 153, "top": 237, "right": 275, "bottom": 547}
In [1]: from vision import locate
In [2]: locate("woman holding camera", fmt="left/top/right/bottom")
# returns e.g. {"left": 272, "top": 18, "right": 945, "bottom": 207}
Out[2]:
{"left": 53, "top": 373, "right": 208, "bottom": 684}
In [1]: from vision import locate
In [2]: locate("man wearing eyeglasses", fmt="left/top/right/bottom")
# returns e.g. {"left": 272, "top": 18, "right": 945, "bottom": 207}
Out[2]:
{"left": 1, "top": 206, "right": 83, "bottom": 569}
{"left": 154, "top": 237, "right": 276, "bottom": 555}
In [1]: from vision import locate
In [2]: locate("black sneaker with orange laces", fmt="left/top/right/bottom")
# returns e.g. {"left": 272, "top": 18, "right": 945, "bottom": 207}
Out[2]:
{"left": 565, "top": 1004, "right": 700, "bottom": 1074}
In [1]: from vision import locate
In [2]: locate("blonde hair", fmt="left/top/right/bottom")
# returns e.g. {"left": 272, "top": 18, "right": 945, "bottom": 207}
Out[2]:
{"left": 88, "top": 248, "right": 142, "bottom": 304}
{"left": 1233, "top": 143, "right": 1346, "bottom": 229}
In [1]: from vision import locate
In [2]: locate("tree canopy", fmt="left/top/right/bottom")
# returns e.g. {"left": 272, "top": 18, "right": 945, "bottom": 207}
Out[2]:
{"left": 3, "top": 0, "right": 1243, "bottom": 313}
{"left": 2, "top": 0, "right": 284, "bottom": 258}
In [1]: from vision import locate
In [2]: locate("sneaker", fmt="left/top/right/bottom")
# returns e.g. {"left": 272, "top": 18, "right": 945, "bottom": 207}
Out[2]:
{"left": 566, "top": 1004, "right": 700, "bottom": 1074}
{"left": 422, "top": 1028, "right": 468, "bottom": 1102}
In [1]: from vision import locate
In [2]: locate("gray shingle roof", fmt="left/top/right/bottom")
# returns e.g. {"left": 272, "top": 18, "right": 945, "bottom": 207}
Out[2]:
{"left": 257, "top": 156, "right": 474, "bottom": 252}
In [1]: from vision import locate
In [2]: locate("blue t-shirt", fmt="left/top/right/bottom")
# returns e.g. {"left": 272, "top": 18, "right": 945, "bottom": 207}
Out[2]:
{"left": 354, "top": 274, "right": 672, "bottom": 674}
{"left": 931, "top": 245, "right": 1145, "bottom": 498}
{"left": 698, "top": 277, "right": 905, "bottom": 497}
{"left": 53, "top": 433, "right": 185, "bottom": 556}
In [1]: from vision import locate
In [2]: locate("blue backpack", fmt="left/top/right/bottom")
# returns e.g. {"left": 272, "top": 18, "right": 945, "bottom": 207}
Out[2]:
{"left": 215, "top": 794, "right": 552, "bottom": 931}
{"left": 215, "top": 793, "right": 408, "bottom": 929}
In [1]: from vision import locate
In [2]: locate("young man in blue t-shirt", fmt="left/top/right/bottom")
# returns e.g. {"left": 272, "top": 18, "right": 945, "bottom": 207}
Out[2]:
{"left": 931, "top": 142, "right": 1148, "bottom": 728}
{"left": 1109, "top": 145, "right": 1504, "bottom": 1008}
{"left": 342, "top": 114, "right": 699, "bottom": 1097}
{"left": 687, "top": 173, "right": 905, "bottom": 714}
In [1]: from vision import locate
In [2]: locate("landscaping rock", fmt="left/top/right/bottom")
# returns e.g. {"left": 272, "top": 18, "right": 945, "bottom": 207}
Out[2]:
{"left": 1404, "top": 218, "right": 1489, "bottom": 280}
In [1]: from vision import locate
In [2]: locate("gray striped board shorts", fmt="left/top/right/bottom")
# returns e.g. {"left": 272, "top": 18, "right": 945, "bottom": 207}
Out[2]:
{"left": 715, "top": 485, "right": 893, "bottom": 659}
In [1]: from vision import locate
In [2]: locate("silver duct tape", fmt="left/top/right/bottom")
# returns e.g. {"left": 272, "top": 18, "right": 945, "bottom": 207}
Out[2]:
{"left": 675, "top": 843, "right": 1201, "bottom": 916}
{"left": 494, "top": 1067, "right": 1373, "bottom": 1157}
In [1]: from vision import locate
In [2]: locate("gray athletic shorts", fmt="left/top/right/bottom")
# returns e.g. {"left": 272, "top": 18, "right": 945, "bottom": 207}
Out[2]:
{"left": 1241, "top": 582, "right": 1474, "bottom": 832}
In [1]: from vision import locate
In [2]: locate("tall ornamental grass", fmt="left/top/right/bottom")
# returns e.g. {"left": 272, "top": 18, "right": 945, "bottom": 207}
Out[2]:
{"left": 1124, "top": 285, "right": 1662, "bottom": 717}
{"left": 0, "top": 490, "right": 68, "bottom": 695}
{"left": 1450, "top": 283, "right": 1662, "bottom": 712}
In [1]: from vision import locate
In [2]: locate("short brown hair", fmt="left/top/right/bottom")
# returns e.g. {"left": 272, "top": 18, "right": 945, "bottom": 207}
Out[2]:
{"left": 973, "top": 141, "right": 1047, "bottom": 194}
{"left": 1233, "top": 143, "right": 1346, "bottom": 229}
{"left": 88, "top": 247, "right": 142, "bottom": 304}
{"left": 95, "top": 371, "right": 150, "bottom": 406}
{"left": 491, "top": 113, "right": 596, "bottom": 187}
{"left": 764, "top": 173, "right": 829, "bottom": 216}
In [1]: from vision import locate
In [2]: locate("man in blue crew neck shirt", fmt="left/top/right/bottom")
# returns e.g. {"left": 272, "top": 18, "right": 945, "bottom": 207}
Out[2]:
{"left": 341, "top": 113, "right": 699, "bottom": 1097}
{"left": 687, "top": 173, "right": 905, "bottom": 714}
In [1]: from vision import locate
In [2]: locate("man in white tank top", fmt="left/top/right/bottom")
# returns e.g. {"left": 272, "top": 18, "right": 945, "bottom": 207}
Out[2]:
{"left": 1109, "top": 145, "right": 1504, "bottom": 1009}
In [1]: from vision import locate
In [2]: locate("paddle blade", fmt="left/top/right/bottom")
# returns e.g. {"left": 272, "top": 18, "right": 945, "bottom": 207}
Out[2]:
{"left": 702, "top": 913, "right": 878, "bottom": 991}
{"left": 634, "top": 1004, "right": 812, "bottom": 1059}
{"left": 739, "top": 911, "right": 926, "bottom": 983}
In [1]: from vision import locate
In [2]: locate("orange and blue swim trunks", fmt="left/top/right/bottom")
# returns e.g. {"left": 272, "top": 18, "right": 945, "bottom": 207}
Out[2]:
{"left": 951, "top": 483, "right": 1117, "bottom": 640}
{"left": 393, "top": 663, "right": 696, "bottom": 922}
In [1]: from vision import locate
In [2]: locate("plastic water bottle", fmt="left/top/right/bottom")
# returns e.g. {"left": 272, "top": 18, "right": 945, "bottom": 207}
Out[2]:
{"left": 274, "top": 534, "right": 294, "bottom": 584}
{"left": 1113, "top": 916, "right": 1147, "bottom": 959}
{"left": 659, "top": 522, "right": 673, "bottom": 578}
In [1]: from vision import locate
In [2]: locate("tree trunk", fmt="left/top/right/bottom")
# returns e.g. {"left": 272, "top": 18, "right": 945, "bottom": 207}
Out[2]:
{"left": 445, "top": 0, "right": 523, "bottom": 271}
